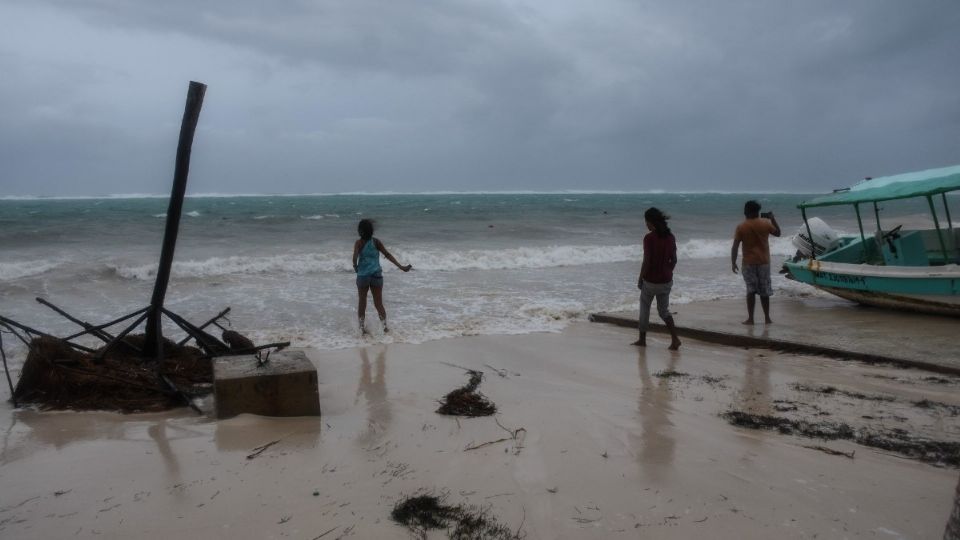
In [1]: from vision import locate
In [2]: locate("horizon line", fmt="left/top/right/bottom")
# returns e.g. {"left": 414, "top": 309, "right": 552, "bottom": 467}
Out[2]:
{"left": 0, "top": 189, "right": 822, "bottom": 200}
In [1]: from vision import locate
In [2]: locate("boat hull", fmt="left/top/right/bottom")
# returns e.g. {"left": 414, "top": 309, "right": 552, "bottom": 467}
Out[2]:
{"left": 784, "top": 259, "right": 960, "bottom": 316}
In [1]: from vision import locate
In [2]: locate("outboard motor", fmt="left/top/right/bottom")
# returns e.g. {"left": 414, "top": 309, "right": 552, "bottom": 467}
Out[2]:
{"left": 792, "top": 217, "right": 840, "bottom": 258}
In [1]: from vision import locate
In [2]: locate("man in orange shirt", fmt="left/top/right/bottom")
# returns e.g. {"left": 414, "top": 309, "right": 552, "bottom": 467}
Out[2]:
{"left": 731, "top": 200, "right": 781, "bottom": 325}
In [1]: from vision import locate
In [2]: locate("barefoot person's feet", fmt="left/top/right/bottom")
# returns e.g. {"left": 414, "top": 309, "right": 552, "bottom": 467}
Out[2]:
{"left": 741, "top": 319, "right": 754, "bottom": 325}
{"left": 631, "top": 339, "right": 646, "bottom": 347}
{"left": 764, "top": 319, "right": 773, "bottom": 324}
{"left": 668, "top": 339, "right": 681, "bottom": 350}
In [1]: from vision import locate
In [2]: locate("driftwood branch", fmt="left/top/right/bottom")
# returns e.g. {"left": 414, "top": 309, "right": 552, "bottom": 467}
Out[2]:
{"left": 247, "top": 439, "right": 280, "bottom": 459}
{"left": 464, "top": 417, "right": 527, "bottom": 453}
{"left": 464, "top": 437, "right": 514, "bottom": 451}
{"left": 803, "top": 445, "right": 855, "bottom": 459}
{"left": 483, "top": 364, "right": 508, "bottom": 378}
{"left": 439, "top": 361, "right": 475, "bottom": 372}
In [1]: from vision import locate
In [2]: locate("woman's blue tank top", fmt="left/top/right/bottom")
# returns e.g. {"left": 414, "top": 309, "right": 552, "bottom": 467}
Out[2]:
{"left": 356, "top": 238, "right": 382, "bottom": 277}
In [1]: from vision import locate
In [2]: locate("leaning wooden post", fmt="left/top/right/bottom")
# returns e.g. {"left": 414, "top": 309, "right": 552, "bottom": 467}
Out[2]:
{"left": 143, "top": 81, "right": 207, "bottom": 359}
{"left": 945, "top": 473, "right": 960, "bottom": 539}
{"left": 0, "top": 329, "right": 16, "bottom": 407}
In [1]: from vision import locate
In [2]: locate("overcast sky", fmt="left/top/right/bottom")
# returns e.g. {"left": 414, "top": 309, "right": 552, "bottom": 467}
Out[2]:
{"left": 0, "top": 0, "right": 958, "bottom": 196}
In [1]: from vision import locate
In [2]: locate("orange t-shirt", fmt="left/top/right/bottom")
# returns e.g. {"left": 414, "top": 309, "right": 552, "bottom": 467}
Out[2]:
{"left": 735, "top": 218, "right": 776, "bottom": 265}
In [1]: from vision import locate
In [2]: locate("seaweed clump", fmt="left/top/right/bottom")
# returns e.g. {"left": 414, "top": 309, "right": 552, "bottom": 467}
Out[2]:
{"left": 437, "top": 370, "right": 497, "bottom": 417}
{"left": 653, "top": 370, "right": 689, "bottom": 379}
{"left": 790, "top": 383, "right": 895, "bottom": 402}
{"left": 390, "top": 493, "right": 521, "bottom": 539}
{"left": 12, "top": 335, "right": 211, "bottom": 413}
{"left": 722, "top": 410, "right": 960, "bottom": 467}
{"left": 914, "top": 399, "right": 960, "bottom": 416}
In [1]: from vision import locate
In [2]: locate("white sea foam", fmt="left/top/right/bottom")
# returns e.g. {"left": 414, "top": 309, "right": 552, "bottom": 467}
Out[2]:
{"left": 254, "top": 215, "right": 274, "bottom": 220}
{"left": 0, "top": 260, "right": 61, "bottom": 280}
{"left": 186, "top": 211, "right": 201, "bottom": 217}
{"left": 679, "top": 236, "right": 796, "bottom": 259}
{"left": 301, "top": 215, "right": 325, "bottom": 220}
{"left": 402, "top": 245, "right": 639, "bottom": 271}
{"left": 288, "top": 298, "right": 595, "bottom": 350}
{"left": 109, "top": 253, "right": 350, "bottom": 280}
{"left": 107, "top": 238, "right": 797, "bottom": 281}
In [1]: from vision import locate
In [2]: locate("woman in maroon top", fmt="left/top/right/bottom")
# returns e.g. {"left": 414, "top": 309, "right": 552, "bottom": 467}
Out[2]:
{"left": 634, "top": 207, "right": 681, "bottom": 350}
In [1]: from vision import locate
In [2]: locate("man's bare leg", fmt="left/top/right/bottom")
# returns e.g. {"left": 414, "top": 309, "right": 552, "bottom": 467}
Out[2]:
{"left": 760, "top": 295, "right": 773, "bottom": 324}
{"left": 742, "top": 293, "right": 756, "bottom": 325}
{"left": 632, "top": 331, "right": 647, "bottom": 347}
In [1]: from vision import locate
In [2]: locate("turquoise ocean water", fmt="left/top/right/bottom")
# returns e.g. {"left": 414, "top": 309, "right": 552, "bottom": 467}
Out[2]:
{"left": 0, "top": 192, "right": 938, "bottom": 369}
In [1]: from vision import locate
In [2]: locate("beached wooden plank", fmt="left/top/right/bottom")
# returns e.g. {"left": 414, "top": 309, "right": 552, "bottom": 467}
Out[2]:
{"left": 213, "top": 349, "right": 320, "bottom": 419}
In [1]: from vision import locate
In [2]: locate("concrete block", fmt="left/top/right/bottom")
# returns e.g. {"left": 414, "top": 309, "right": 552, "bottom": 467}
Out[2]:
{"left": 213, "top": 350, "right": 321, "bottom": 419}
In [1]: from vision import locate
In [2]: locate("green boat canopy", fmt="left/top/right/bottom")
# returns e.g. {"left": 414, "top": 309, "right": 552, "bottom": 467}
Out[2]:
{"left": 799, "top": 164, "right": 960, "bottom": 209}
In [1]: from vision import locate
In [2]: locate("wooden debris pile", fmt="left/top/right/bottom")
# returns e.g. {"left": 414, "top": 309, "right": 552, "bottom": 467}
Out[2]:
{"left": 0, "top": 82, "right": 289, "bottom": 414}
{"left": 1, "top": 304, "right": 276, "bottom": 413}
{"left": 12, "top": 335, "right": 208, "bottom": 413}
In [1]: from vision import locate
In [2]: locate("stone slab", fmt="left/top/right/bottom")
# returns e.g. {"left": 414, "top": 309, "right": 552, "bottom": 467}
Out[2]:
{"left": 213, "top": 349, "right": 321, "bottom": 419}
{"left": 591, "top": 295, "right": 960, "bottom": 375}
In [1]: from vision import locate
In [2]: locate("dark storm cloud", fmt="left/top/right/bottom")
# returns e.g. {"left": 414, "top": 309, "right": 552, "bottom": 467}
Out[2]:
{"left": 0, "top": 0, "right": 958, "bottom": 196}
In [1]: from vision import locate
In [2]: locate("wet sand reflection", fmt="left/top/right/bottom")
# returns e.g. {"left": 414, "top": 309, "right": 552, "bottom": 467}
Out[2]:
{"left": 356, "top": 347, "right": 392, "bottom": 449}
{"left": 735, "top": 350, "right": 772, "bottom": 416}
{"left": 634, "top": 348, "right": 677, "bottom": 482}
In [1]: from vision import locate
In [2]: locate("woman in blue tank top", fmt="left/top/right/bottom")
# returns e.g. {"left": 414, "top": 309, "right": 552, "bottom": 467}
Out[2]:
{"left": 352, "top": 219, "right": 412, "bottom": 334}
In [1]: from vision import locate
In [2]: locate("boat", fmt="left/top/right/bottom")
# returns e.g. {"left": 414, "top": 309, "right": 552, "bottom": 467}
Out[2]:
{"left": 783, "top": 164, "right": 960, "bottom": 316}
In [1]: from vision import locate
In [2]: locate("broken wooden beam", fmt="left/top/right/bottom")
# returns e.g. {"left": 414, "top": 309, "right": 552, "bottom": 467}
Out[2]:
{"left": 36, "top": 297, "right": 116, "bottom": 344}
{"left": 61, "top": 306, "right": 150, "bottom": 342}
{"left": 162, "top": 308, "right": 230, "bottom": 356}
{"left": 0, "top": 315, "right": 96, "bottom": 354}
{"left": 93, "top": 310, "right": 151, "bottom": 363}
{"left": 177, "top": 307, "right": 231, "bottom": 346}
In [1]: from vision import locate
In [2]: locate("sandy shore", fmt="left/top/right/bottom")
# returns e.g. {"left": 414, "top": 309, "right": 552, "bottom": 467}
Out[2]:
{"left": 1, "top": 322, "right": 958, "bottom": 539}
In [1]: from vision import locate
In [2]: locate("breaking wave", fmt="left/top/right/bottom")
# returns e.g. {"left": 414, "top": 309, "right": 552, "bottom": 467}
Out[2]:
{"left": 0, "top": 260, "right": 62, "bottom": 281}
{"left": 106, "top": 237, "right": 798, "bottom": 281}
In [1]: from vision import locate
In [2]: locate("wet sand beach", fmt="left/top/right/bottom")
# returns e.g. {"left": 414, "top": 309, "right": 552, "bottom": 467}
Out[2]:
{"left": 1, "top": 322, "right": 958, "bottom": 539}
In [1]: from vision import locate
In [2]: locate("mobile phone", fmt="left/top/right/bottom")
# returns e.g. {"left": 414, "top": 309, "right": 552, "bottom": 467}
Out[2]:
{"left": 760, "top": 212, "right": 772, "bottom": 219}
